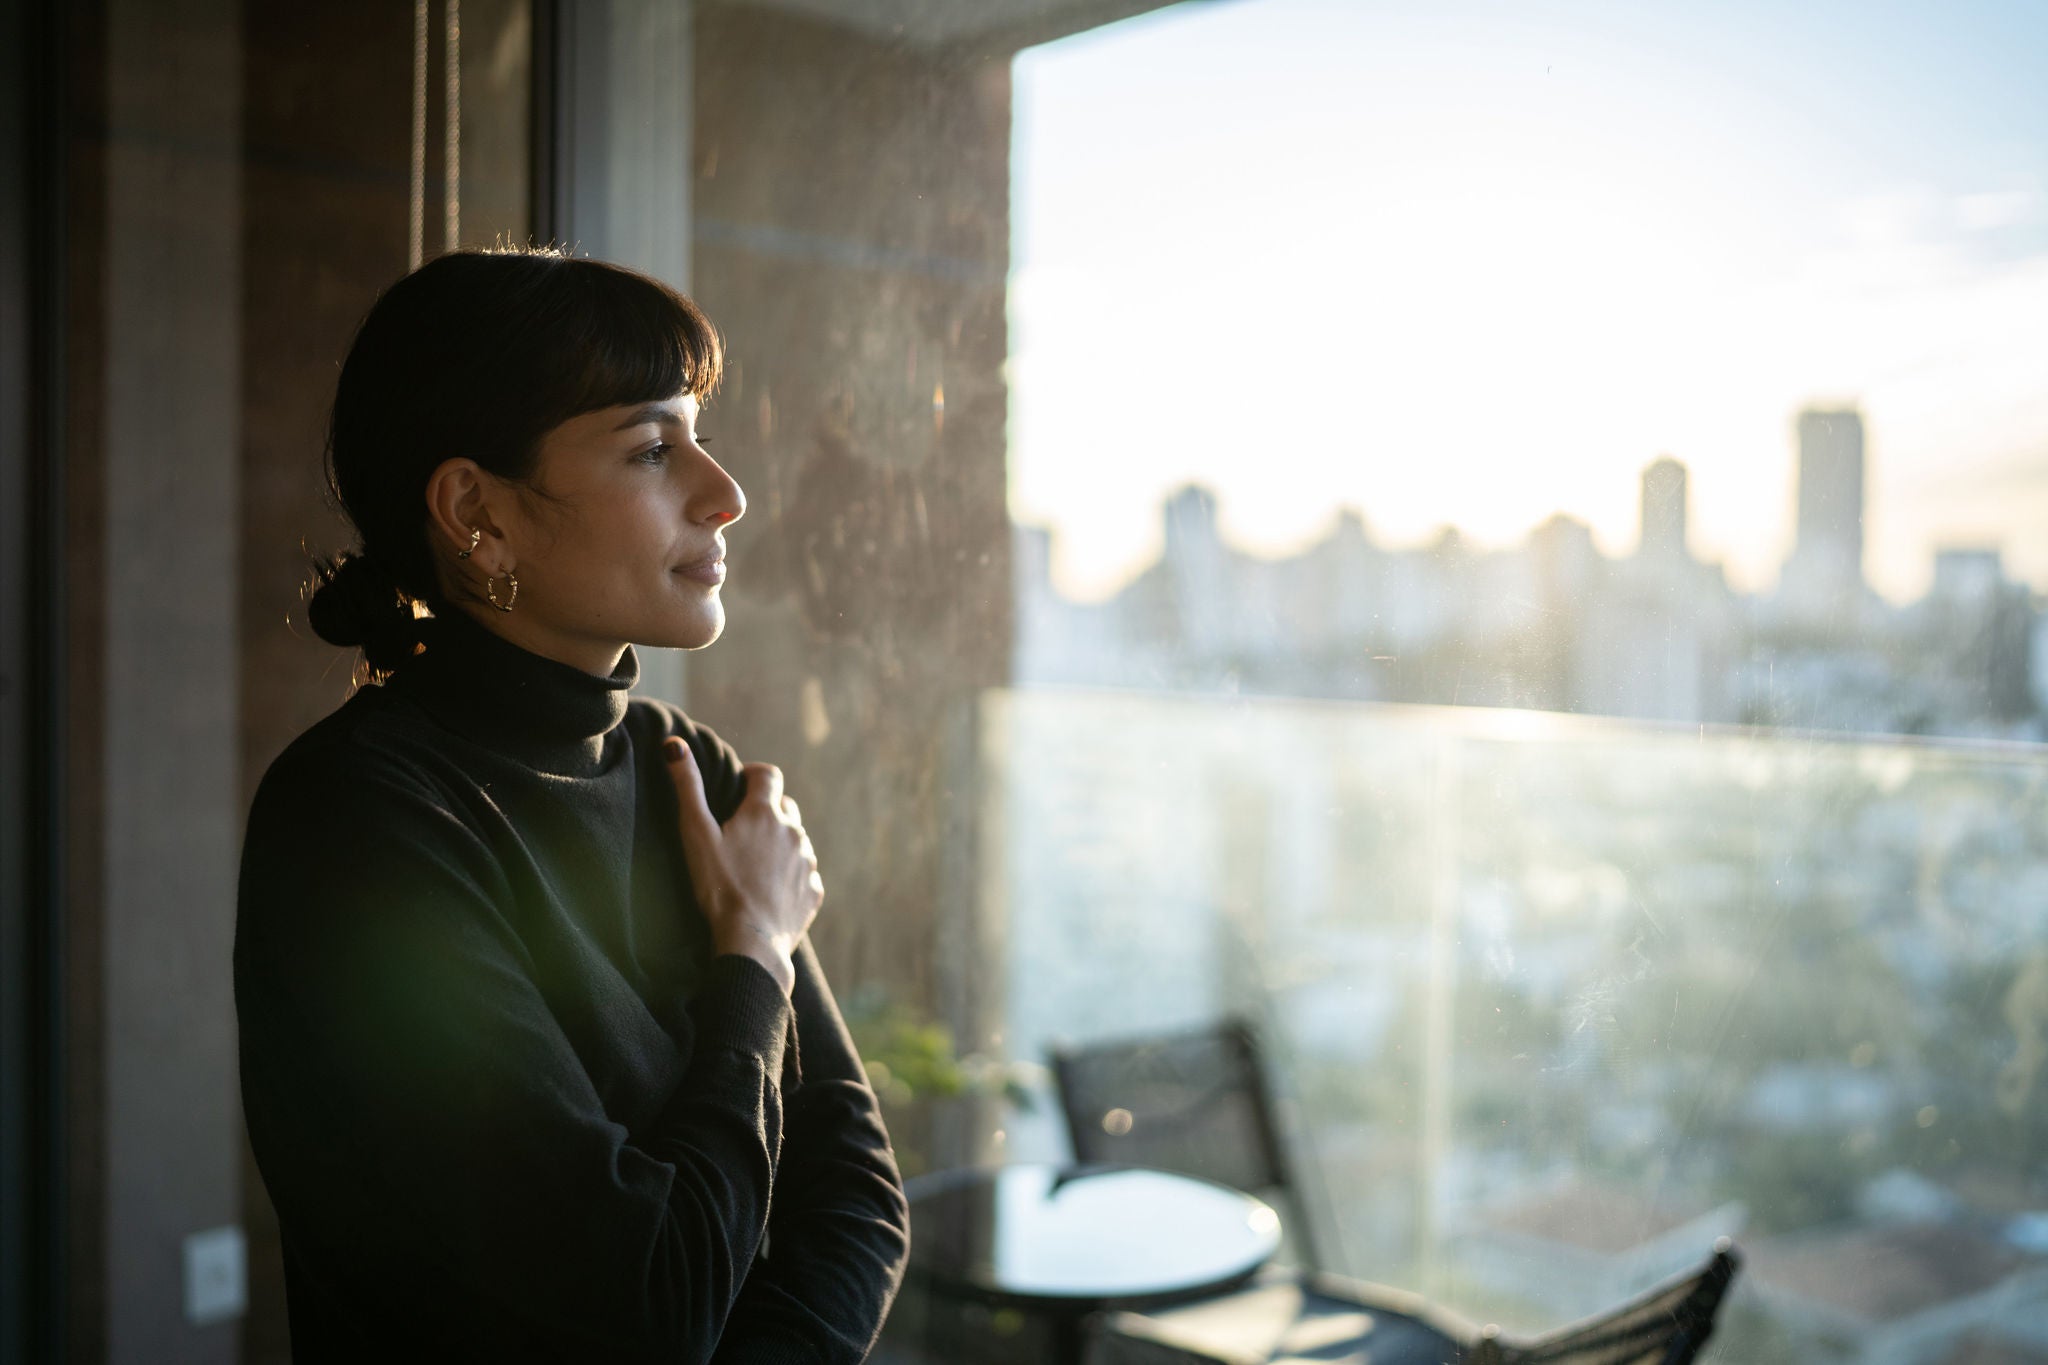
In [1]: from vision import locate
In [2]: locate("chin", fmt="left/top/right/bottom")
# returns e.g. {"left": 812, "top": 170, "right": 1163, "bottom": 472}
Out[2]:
{"left": 665, "top": 605, "right": 725, "bottom": 652}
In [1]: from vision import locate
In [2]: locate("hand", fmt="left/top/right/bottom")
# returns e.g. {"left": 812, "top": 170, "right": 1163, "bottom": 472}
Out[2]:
{"left": 664, "top": 737, "right": 823, "bottom": 995}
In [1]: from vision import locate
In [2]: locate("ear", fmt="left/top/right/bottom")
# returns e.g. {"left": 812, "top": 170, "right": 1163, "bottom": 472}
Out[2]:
{"left": 424, "top": 458, "right": 510, "bottom": 569}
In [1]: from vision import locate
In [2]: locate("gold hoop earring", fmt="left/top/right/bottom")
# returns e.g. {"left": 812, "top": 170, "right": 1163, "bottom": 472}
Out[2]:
{"left": 456, "top": 528, "right": 480, "bottom": 560}
{"left": 486, "top": 570, "right": 518, "bottom": 612}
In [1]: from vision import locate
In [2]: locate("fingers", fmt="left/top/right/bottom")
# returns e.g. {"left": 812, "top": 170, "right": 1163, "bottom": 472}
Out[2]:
{"left": 794, "top": 823, "right": 821, "bottom": 911}
{"left": 742, "top": 760, "right": 785, "bottom": 812}
{"left": 662, "top": 737, "right": 721, "bottom": 853}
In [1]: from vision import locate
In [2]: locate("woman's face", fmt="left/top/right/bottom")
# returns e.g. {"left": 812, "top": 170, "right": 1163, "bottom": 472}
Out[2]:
{"left": 477, "top": 392, "right": 745, "bottom": 672}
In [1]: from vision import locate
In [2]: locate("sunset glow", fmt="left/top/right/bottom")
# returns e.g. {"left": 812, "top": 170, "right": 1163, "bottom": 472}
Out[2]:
{"left": 1008, "top": 0, "right": 2048, "bottom": 603}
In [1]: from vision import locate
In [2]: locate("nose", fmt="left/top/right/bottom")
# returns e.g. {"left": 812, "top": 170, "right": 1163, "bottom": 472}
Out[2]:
{"left": 691, "top": 447, "right": 746, "bottom": 528}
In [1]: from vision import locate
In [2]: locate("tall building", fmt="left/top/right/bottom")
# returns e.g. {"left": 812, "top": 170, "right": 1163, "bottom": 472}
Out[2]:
{"left": 1153, "top": 484, "right": 1236, "bottom": 657}
{"left": 1791, "top": 407, "right": 1867, "bottom": 590}
{"left": 1640, "top": 456, "right": 1689, "bottom": 562}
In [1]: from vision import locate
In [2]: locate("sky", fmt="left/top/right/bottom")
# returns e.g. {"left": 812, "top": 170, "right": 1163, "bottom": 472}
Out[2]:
{"left": 1006, "top": 0, "right": 2048, "bottom": 603}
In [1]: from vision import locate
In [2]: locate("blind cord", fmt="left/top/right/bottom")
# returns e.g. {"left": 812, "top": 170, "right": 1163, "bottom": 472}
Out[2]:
{"left": 409, "top": 0, "right": 427, "bottom": 269}
{"left": 444, "top": 0, "right": 461, "bottom": 252}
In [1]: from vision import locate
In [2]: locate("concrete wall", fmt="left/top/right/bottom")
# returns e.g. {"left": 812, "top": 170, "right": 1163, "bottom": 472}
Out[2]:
{"left": 688, "top": 4, "right": 1018, "bottom": 1086}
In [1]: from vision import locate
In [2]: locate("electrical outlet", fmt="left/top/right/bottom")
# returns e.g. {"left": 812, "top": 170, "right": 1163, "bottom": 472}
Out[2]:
{"left": 182, "top": 1225, "right": 246, "bottom": 1325}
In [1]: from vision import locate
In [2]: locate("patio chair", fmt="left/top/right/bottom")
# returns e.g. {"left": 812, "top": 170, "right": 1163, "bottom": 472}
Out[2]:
{"left": 1049, "top": 1018, "right": 1325, "bottom": 1270}
{"left": 1469, "top": 1239, "right": 1742, "bottom": 1364}
{"left": 1083, "top": 1240, "right": 1742, "bottom": 1365}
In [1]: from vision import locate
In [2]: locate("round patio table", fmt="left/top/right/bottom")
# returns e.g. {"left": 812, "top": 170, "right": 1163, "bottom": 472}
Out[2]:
{"left": 903, "top": 1162, "right": 1283, "bottom": 1362}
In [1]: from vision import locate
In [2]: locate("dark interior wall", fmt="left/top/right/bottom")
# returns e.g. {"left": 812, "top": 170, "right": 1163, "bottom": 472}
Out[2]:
{"left": 687, "top": 5, "right": 1017, "bottom": 1093}
{"left": 5, "top": 0, "right": 68, "bottom": 1358}
{"left": 236, "top": 2, "right": 414, "bottom": 774}
{"left": 62, "top": 6, "right": 109, "bottom": 1358}
{"left": 69, "top": 0, "right": 245, "bottom": 1359}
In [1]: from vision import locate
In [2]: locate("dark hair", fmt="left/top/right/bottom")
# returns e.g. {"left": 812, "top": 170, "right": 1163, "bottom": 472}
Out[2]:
{"left": 305, "top": 247, "right": 724, "bottom": 675}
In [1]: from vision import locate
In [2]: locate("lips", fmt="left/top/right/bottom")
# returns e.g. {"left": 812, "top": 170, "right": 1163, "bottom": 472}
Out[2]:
{"left": 674, "top": 551, "right": 727, "bottom": 586}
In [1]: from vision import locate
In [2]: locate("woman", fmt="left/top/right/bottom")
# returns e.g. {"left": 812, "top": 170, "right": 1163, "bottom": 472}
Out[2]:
{"left": 233, "top": 247, "right": 910, "bottom": 1362}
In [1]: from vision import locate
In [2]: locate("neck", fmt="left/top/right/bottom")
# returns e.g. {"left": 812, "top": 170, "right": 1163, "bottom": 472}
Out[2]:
{"left": 388, "top": 605, "right": 639, "bottom": 778}
{"left": 447, "top": 601, "right": 629, "bottom": 678}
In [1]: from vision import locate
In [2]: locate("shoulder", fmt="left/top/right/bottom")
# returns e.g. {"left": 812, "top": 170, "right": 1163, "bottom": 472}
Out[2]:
{"left": 625, "top": 697, "right": 747, "bottom": 820}
{"left": 251, "top": 684, "right": 454, "bottom": 815}
{"left": 244, "top": 685, "right": 500, "bottom": 884}
{"left": 239, "top": 689, "right": 514, "bottom": 947}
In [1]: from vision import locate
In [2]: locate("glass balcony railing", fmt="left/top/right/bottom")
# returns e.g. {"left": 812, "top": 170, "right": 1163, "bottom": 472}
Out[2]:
{"left": 970, "top": 685, "right": 2048, "bottom": 1363}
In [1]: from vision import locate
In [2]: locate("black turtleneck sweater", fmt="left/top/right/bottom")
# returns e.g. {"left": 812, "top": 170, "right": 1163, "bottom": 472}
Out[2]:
{"left": 233, "top": 608, "right": 909, "bottom": 1363}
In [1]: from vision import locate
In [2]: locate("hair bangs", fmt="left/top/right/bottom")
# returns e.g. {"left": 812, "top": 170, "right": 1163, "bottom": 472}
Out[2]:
{"left": 549, "top": 259, "right": 725, "bottom": 422}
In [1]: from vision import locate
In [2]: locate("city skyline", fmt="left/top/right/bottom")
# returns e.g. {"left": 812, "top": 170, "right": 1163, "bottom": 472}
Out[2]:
{"left": 1019, "top": 404, "right": 2011, "bottom": 612}
{"left": 1016, "top": 396, "right": 2042, "bottom": 740}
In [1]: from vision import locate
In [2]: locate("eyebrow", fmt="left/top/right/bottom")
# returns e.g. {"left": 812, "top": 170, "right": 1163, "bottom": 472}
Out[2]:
{"left": 611, "top": 402, "right": 691, "bottom": 431}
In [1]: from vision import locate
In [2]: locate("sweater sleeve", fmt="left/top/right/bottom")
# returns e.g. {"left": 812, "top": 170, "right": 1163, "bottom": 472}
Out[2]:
{"left": 710, "top": 936, "right": 912, "bottom": 1362}
{"left": 234, "top": 746, "right": 793, "bottom": 1362}
{"left": 665, "top": 714, "right": 912, "bottom": 1361}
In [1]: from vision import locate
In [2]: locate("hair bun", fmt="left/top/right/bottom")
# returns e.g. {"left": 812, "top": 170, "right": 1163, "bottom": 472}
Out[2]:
{"left": 306, "top": 552, "right": 419, "bottom": 674}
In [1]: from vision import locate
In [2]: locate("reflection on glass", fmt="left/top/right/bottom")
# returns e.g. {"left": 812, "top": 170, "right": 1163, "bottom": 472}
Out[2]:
{"left": 978, "top": 689, "right": 2048, "bottom": 1361}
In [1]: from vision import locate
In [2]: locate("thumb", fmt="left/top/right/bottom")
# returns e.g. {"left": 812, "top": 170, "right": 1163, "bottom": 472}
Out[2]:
{"left": 662, "top": 736, "right": 722, "bottom": 855}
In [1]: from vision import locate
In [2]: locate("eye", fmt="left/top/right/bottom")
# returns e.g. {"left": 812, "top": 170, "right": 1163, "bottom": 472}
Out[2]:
{"left": 696, "top": 435, "right": 714, "bottom": 447}
{"left": 637, "top": 442, "right": 673, "bottom": 466}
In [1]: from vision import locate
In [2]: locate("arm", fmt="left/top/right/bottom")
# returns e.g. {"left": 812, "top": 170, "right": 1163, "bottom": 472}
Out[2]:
{"left": 234, "top": 750, "right": 792, "bottom": 1361}
{"left": 710, "top": 936, "right": 911, "bottom": 1362}
{"left": 665, "top": 716, "right": 911, "bottom": 1360}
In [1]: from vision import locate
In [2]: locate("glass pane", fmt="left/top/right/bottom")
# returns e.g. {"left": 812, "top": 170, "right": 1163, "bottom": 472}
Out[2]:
{"left": 981, "top": 4, "right": 2048, "bottom": 1363}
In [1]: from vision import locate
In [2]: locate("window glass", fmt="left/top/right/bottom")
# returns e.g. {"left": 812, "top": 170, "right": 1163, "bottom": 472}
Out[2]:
{"left": 974, "top": 3, "right": 2048, "bottom": 1359}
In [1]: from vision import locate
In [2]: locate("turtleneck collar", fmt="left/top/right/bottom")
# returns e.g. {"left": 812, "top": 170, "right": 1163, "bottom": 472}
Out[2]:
{"left": 386, "top": 607, "right": 638, "bottom": 778}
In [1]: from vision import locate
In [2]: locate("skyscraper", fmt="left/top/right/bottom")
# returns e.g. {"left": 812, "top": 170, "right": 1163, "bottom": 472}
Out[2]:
{"left": 1640, "top": 456, "right": 1689, "bottom": 562}
{"left": 1792, "top": 407, "right": 1866, "bottom": 589}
